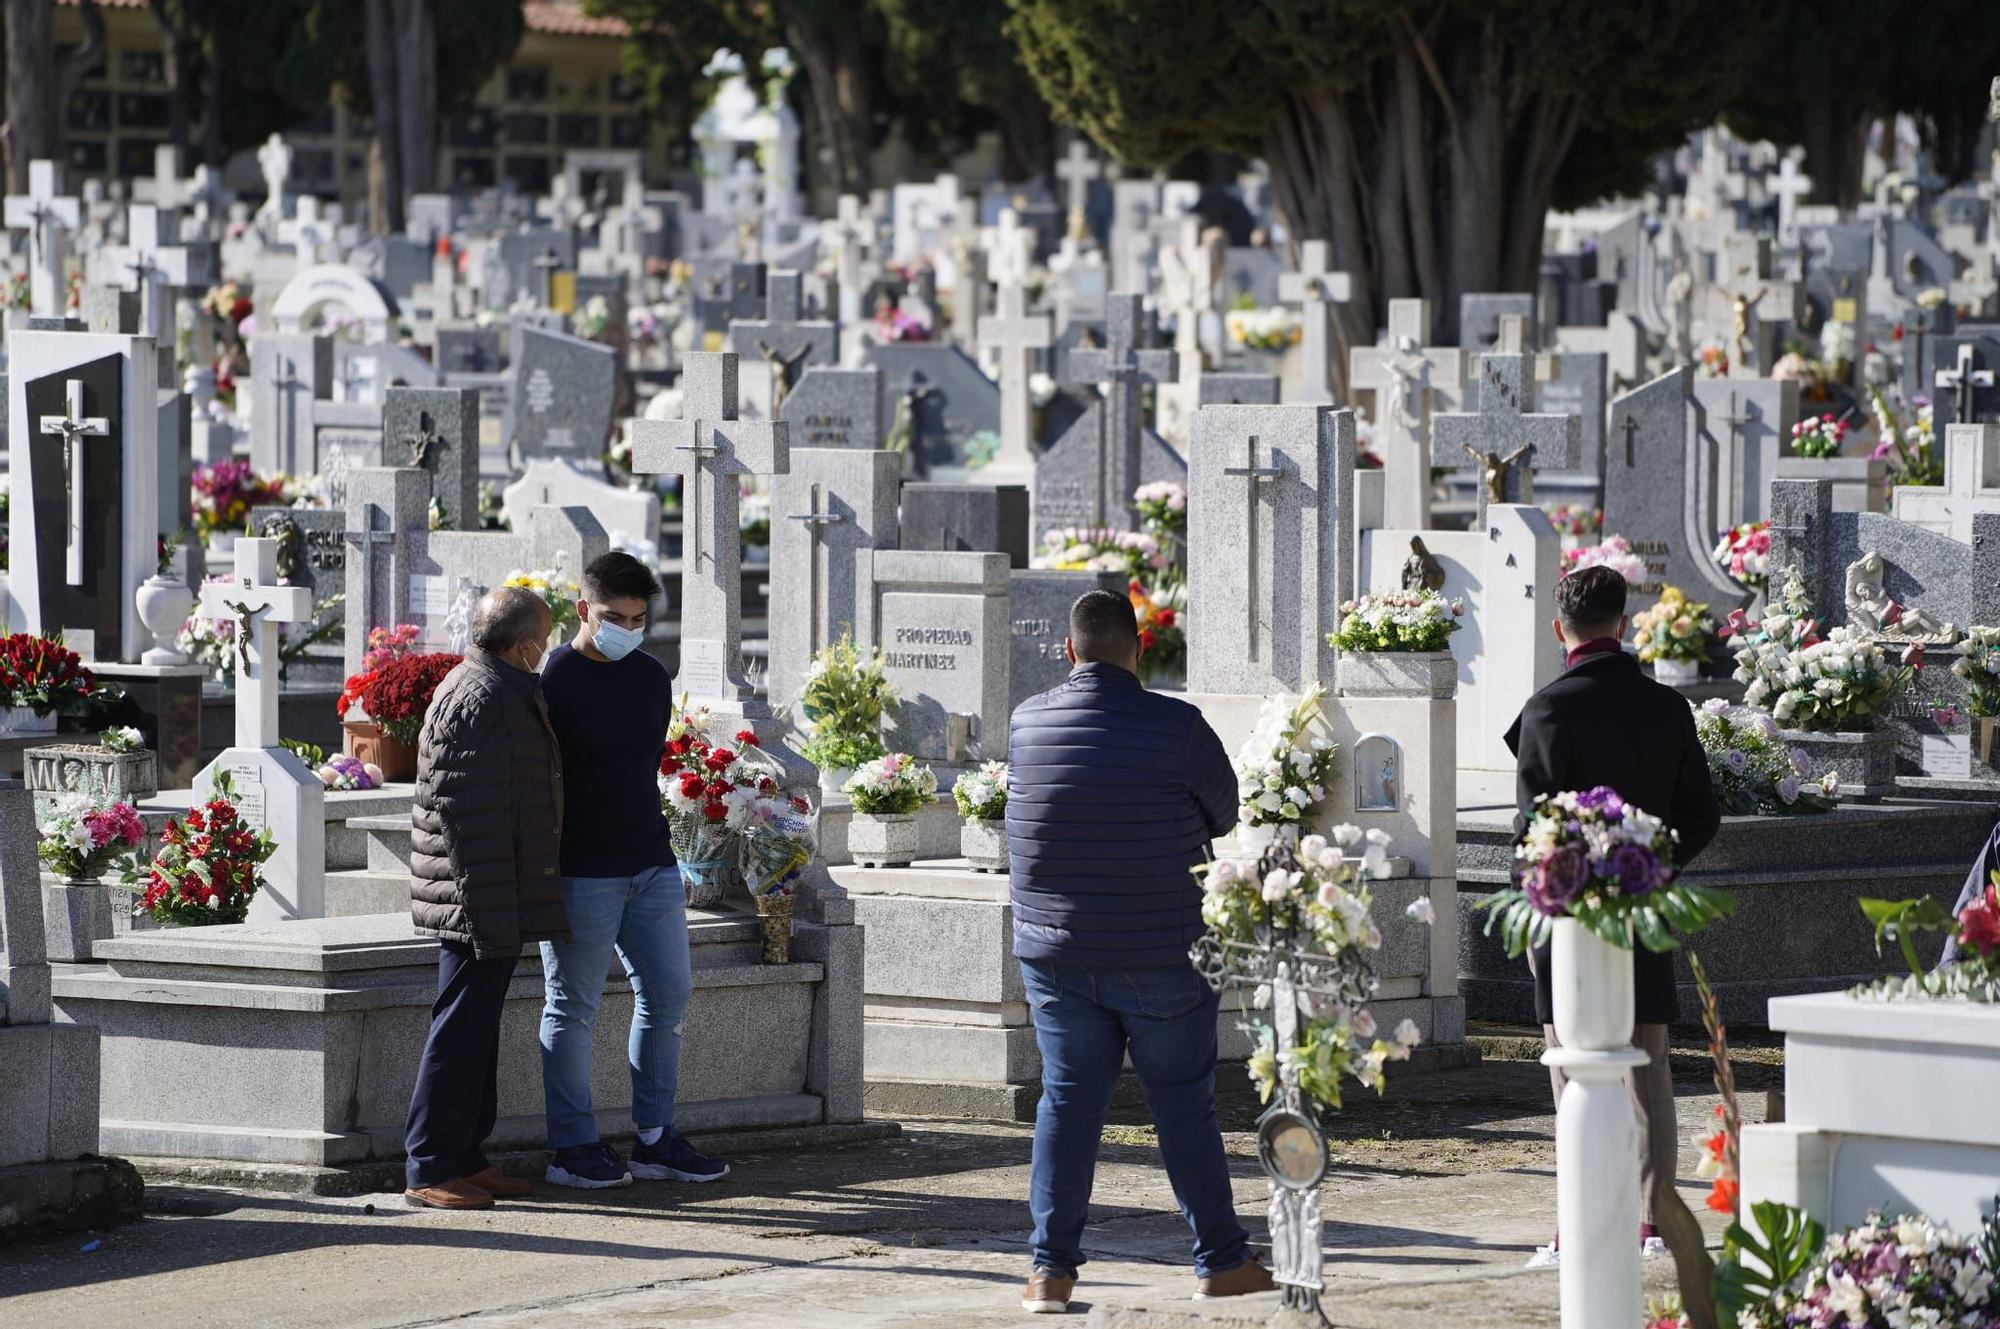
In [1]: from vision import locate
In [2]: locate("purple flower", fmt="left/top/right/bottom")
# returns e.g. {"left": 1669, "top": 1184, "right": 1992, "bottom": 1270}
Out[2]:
{"left": 1607, "top": 844, "right": 1661, "bottom": 896}
{"left": 1573, "top": 785, "right": 1625, "bottom": 818}
{"left": 1525, "top": 844, "right": 1590, "bottom": 915}
{"left": 1724, "top": 749, "right": 1749, "bottom": 773}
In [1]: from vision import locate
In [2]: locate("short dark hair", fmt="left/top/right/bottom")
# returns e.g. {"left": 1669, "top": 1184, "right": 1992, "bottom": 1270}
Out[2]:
{"left": 1557, "top": 564, "right": 1628, "bottom": 636}
{"left": 1070, "top": 589, "right": 1139, "bottom": 663}
{"left": 583, "top": 551, "right": 660, "bottom": 605}
{"left": 471, "top": 586, "right": 550, "bottom": 653}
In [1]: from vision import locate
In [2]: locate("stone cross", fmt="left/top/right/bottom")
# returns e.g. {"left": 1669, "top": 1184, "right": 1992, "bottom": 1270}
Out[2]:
{"left": 981, "top": 281, "right": 1051, "bottom": 476}
{"left": 1057, "top": 140, "right": 1101, "bottom": 220}
{"left": 1065, "top": 293, "right": 1178, "bottom": 525}
{"left": 787, "top": 483, "right": 846, "bottom": 659}
{"left": 37, "top": 379, "right": 112, "bottom": 589}
{"left": 1891, "top": 422, "right": 2000, "bottom": 544}
{"left": 1348, "top": 299, "right": 1463, "bottom": 530}
{"left": 1773, "top": 153, "right": 1814, "bottom": 238}
{"left": 110, "top": 203, "right": 195, "bottom": 343}
{"left": 1432, "top": 352, "right": 1580, "bottom": 522}
{"left": 631, "top": 353, "right": 789, "bottom": 708}
{"left": 341, "top": 469, "right": 427, "bottom": 674}
{"left": 202, "top": 538, "right": 313, "bottom": 750}
{"left": 275, "top": 194, "right": 333, "bottom": 261}
{"left": 3, "top": 159, "right": 79, "bottom": 317}
{"left": 1937, "top": 342, "right": 1997, "bottom": 426}
{"left": 829, "top": 193, "right": 868, "bottom": 325}
{"left": 728, "top": 269, "right": 835, "bottom": 415}
{"left": 1278, "top": 240, "right": 1353, "bottom": 404}
{"left": 984, "top": 207, "right": 1035, "bottom": 290}
{"left": 1223, "top": 435, "right": 1286, "bottom": 660}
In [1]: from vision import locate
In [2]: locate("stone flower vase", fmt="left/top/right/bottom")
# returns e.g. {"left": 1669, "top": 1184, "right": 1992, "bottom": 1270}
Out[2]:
{"left": 1650, "top": 657, "right": 1701, "bottom": 688}
{"left": 1236, "top": 822, "right": 1301, "bottom": 858}
{"left": 755, "top": 892, "right": 795, "bottom": 964}
{"left": 850, "top": 812, "right": 920, "bottom": 868}
{"left": 0, "top": 706, "right": 57, "bottom": 734}
{"left": 44, "top": 876, "right": 115, "bottom": 962}
{"left": 1779, "top": 727, "right": 1896, "bottom": 800}
{"left": 1337, "top": 650, "right": 1457, "bottom": 699}
{"left": 819, "top": 765, "right": 856, "bottom": 797}
{"left": 1978, "top": 717, "right": 2000, "bottom": 779}
{"left": 343, "top": 719, "right": 417, "bottom": 783}
{"left": 135, "top": 574, "right": 196, "bottom": 666}
{"left": 961, "top": 817, "right": 1008, "bottom": 873}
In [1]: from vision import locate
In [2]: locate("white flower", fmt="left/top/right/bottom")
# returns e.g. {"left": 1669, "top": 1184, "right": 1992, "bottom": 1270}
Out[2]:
{"left": 1405, "top": 897, "right": 1436, "bottom": 926}
{"left": 1299, "top": 834, "right": 1326, "bottom": 860}
{"left": 1331, "top": 825, "right": 1362, "bottom": 849}
{"left": 1352, "top": 1009, "right": 1376, "bottom": 1039}
{"left": 1393, "top": 1018, "right": 1421, "bottom": 1047}
{"left": 1261, "top": 869, "right": 1294, "bottom": 903}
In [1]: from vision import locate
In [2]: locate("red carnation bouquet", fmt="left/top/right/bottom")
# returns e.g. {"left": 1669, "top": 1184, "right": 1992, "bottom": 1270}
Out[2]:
{"left": 657, "top": 701, "right": 808, "bottom": 902}
{"left": 352, "top": 653, "right": 461, "bottom": 745}
{"left": 140, "top": 771, "right": 276, "bottom": 925}
{"left": 0, "top": 632, "right": 96, "bottom": 718}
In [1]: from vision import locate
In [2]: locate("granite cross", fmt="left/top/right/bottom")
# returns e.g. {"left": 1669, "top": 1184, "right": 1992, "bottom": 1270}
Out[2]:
{"left": 202, "top": 538, "right": 313, "bottom": 750}
{"left": 37, "top": 379, "right": 112, "bottom": 588}
{"left": 981, "top": 281, "right": 1052, "bottom": 474}
{"left": 786, "top": 482, "right": 846, "bottom": 655}
{"left": 1890, "top": 422, "right": 2000, "bottom": 544}
{"left": 728, "top": 270, "right": 834, "bottom": 414}
{"left": 1937, "top": 342, "right": 1997, "bottom": 426}
{"left": 1065, "top": 293, "right": 1177, "bottom": 525}
{"left": 1223, "top": 435, "right": 1285, "bottom": 661}
{"left": 274, "top": 355, "right": 308, "bottom": 473}
{"left": 342, "top": 500, "right": 403, "bottom": 642}
{"left": 402, "top": 410, "right": 445, "bottom": 467}
{"left": 1713, "top": 389, "right": 1757, "bottom": 517}
{"left": 2, "top": 159, "right": 79, "bottom": 317}
{"left": 1431, "top": 352, "right": 1580, "bottom": 522}
{"left": 110, "top": 203, "right": 195, "bottom": 343}
{"left": 1278, "top": 240, "right": 1353, "bottom": 404}
{"left": 1347, "top": 298, "right": 1462, "bottom": 528}
{"left": 631, "top": 353, "right": 789, "bottom": 707}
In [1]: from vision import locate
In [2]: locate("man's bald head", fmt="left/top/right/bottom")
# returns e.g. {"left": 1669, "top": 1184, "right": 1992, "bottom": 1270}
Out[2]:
{"left": 471, "top": 586, "right": 551, "bottom": 658}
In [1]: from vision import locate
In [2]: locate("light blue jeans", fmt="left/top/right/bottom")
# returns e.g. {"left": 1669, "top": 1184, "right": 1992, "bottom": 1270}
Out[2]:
{"left": 538, "top": 865, "right": 693, "bottom": 1149}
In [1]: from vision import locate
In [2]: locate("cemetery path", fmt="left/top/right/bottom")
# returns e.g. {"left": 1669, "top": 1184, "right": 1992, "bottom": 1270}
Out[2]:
{"left": 0, "top": 1058, "right": 1736, "bottom": 1328}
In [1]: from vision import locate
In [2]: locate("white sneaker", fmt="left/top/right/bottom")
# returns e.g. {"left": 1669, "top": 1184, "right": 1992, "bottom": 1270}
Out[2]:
{"left": 1642, "top": 1235, "right": 1670, "bottom": 1259}
{"left": 1525, "top": 1243, "right": 1561, "bottom": 1269}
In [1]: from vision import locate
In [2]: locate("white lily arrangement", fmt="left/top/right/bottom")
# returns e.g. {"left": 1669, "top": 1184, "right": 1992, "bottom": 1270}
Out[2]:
{"left": 1232, "top": 685, "right": 1339, "bottom": 828}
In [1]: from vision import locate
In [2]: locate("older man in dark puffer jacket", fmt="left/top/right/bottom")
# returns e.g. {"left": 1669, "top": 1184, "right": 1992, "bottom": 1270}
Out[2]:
{"left": 1006, "top": 590, "right": 1273, "bottom": 1314}
{"left": 403, "top": 586, "right": 569, "bottom": 1210}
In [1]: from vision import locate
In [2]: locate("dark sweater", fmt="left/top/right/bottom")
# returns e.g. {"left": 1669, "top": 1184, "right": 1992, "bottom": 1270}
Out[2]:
{"left": 540, "top": 643, "right": 676, "bottom": 878}
{"left": 1005, "top": 663, "right": 1238, "bottom": 967}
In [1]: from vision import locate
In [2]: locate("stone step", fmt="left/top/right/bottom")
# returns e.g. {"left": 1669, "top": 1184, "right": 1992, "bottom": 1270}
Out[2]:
{"left": 325, "top": 870, "right": 410, "bottom": 918}
{"left": 348, "top": 814, "right": 412, "bottom": 874}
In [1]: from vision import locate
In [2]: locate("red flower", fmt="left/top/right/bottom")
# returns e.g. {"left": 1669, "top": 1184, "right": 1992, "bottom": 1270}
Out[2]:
{"left": 1705, "top": 1177, "right": 1739, "bottom": 1214}
{"left": 705, "top": 779, "right": 730, "bottom": 799}
{"left": 1958, "top": 885, "right": 2000, "bottom": 957}
{"left": 704, "top": 748, "right": 737, "bottom": 772}
{"left": 734, "top": 729, "right": 760, "bottom": 747}
{"left": 1156, "top": 609, "right": 1177, "bottom": 628}
{"left": 677, "top": 773, "right": 706, "bottom": 800}
{"left": 701, "top": 799, "right": 728, "bottom": 822}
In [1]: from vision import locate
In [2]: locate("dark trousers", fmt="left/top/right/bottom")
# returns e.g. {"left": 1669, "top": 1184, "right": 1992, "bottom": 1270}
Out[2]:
{"left": 405, "top": 940, "right": 519, "bottom": 1188}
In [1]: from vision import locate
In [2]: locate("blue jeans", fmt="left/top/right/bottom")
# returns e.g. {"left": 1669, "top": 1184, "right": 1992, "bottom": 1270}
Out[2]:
{"left": 1020, "top": 959, "right": 1250, "bottom": 1279}
{"left": 539, "top": 865, "right": 693, "bottom": 1149}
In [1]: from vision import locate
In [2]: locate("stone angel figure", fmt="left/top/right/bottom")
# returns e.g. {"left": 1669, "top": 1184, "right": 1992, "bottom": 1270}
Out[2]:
{"left": 1844, "top": 551, "right": 1958, "bottom": 644}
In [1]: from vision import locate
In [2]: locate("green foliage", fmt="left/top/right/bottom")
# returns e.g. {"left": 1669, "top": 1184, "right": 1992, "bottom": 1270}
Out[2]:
{"left": 283, "top": 0, "right": 525, "bottom": 121}
{"left": 799, "top": 633, "right": 895, "bottom": 744}
{"left": 800, "top": 728, "right": 886, "bottom": 774}
{"left": 1475, "top": 880, "right": 1738, "bottom": 958}
{"left": 279, "top": 738, "right": 325, "bottom": 766}
{"left": 1713, "top": 1201, "right": 1824, "bottom": 1325}
{"left": 1858, "top": 895, "right": 1955, "bottom": 977}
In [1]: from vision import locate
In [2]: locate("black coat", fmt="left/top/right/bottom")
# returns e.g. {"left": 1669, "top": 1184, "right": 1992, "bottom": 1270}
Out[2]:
{"left": 1504, "top": 649, "right": 1722, "bottom": 1024}
{"left": 1006, "top": 662, "right": 1238, "bottom": 967}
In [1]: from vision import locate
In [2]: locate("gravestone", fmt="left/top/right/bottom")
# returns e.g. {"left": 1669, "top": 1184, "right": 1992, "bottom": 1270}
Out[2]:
{"left": 192, "top": 538, "right": 325, "bottom": 922}
{"left": 436, "top": 327, "right": 503, "bottom": 375}
{"left": 1691, "top": 376, "right": 1799, "bottom": 526}
{"left": 341, "top": 467, "right": 429, "bottom": 677}
{"left": 1932, "top": 338, "right": 2000, "bottom": 428}
{"left": 1008, "top": 568, "right": 1125, "bottom": 710}
{"left": 767, "top": 448, "right": 901, "bottom": 710}
{"left": 4, "top": 159, "right": 80, "bottom": 317}
{"left": 778, "top": 368, "right": 885, "bottom": 451}
{"left": 728, "top": 269, "right": 837, "bottom": 416}
{"left": 1348, "top": 299, "right": 1465, "bottom": 531}
{"left": 268, "top": 263, "right": 395, "bottom": 341}
{"left": 1198, "top": 372, "right": 1280, "bottom": 405}
{"left": 383, "top": 386, "right": 480, "bottom": 531}
{"left": 311, "top": 399, "right": 387, "bottom": 500}
{"left": 854, "top": 550, "right": 1011, "bottom": 764}
{"left": 249, "top": 506, "right": 348, "bottom": 622}
{"left": 1278, "top": 240, "right": 1351, "bottom": 405}
{"left": 1460, "top": 293, "right": 1537, "bottom": 352}
{"left": 980, "top": 282, "right": 1052, "bottom": 477}
{"left": 900, "top": 484, "right": 1030, "bottom": 567}
{"left": 864, "top": 343, "right": 1002, "bottom": 477}
{"left": 1431, "top": 352, "right": 1579, "bottom": 524}
{"left": 1038, "top": 294, "right": 1180, "bottom": 532}
{"left": 513, "top": 325, "right": 616, "bottom": 462}
{"left": 1601, "top": 367, "right": 1754, "bottom": 615}
{"left": 1185, "top": 403, "right": 1355, "bottom": 695}
{"left": 501, "top": 459, "right": 661, "bottom": 552}
{"left": 497, "top": 230, "right": 578, "bottom": 307}
{"left": 1533, "top": 350, "right": 1609, "bottom": 486}
{"left": 1891, "top": 423, "right": 2000, "bottom": 543}
{"left": 249, "top": 334, "right": 333, "bottom": 476}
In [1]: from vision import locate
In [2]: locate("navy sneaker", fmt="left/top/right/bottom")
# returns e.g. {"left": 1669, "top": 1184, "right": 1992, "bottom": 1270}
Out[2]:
{"left": 545, "top": 1142, "right": 633, "bottom": 1190}
{"left": 629, "top": 1131, "right": 729, "bottom": 1183}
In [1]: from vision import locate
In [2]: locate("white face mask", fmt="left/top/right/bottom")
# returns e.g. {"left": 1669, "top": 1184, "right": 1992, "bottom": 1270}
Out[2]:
{"left": 516, "top": 642, "right": 546, "bottom": 673}
{"left": 593, "top": 619, "right": 644, "bottom": 662}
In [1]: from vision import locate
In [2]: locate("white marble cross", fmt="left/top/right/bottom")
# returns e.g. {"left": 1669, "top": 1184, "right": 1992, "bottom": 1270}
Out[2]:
{"left": 984, "top": 207, "right": 1035, "bottom": 290}
{"left": 1891, "top": 422, "right": 2000, "bottom": 544}
{"left": 1348, "top": 299, "right": 1465, "bottom": 529}
{"left": 830, "top": 193, "right": 869, "bottom": 325}
{"left": 202, "top": 538, "right": 313, "bottom": 750}
{"left": 37, "top": 379, "right": 112, "bottom": 588}
{"left": 980, "top": 281, "right": 1051, "bottom": 475}
{"left": 1772, "top": 153, "right": 1814, "bottom": 240}
{"left": 109, "top": 204, "right": 195, "bottom": 342}
{"left": 275, "top": 195, "right": 334, "bottom": 262}
{"left": 1278, "top": 240, "right": 1353, "bottom": 404}
{"left": 3, "top": 160, "right": 80, "bottom": 317}
{"left": 630, "top": 353, "right": 789, "bottom": 707}
{"left": 1057, "top": 140, "right": 1101, "bottom": 220}
{"left": 1937, "top": 342, "right": 1998, "bottom": 426}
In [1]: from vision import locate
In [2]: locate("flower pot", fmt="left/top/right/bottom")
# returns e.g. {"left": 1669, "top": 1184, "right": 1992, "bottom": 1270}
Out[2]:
{"left": 850, "top": 812, "right": 920, "bottom": 868}
{"left": 43, "top": 878, "right": 115, "bottom": 962}
{"left": 343, "top": 720, "right": 416, "bottom": 783}
{"left": 1549, "top": 916, "right": 1634, "bottom": 1052}
{"left": 1779, "top": 727, "right": 1896, "bottom": 800}
{"left": 961, "top": 817, "right": 1009, "bottom": 873}
{"left": 755, "top": 892, "right": 795, "bottom": 963}
{"left": 1337, "top": 650, "right": 1457, "bottom": 700}
{"left": 819, "top": 765, "right": 856, "bottom": 797}
{"left": 1649, "top": 657, "right": 1701, "bottom": 687}
{"left": 679, "top": 858, "right": 729, "bottom": 909}
{"left": 0, "top": 706, "right": 56, "bottom": 734}
{"left": 135, "top": 574, "right": 196, "bottom": 666}
{"left": 23, "top": 744, "right": 158, "bottom": 804}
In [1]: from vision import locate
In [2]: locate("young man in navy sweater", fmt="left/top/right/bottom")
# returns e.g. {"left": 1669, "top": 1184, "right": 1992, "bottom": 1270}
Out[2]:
{"left": 536, "top": 551, "right": 728, "bottom": 1189}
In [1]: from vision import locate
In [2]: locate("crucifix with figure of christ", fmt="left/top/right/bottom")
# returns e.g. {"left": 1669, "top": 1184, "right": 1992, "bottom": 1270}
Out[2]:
{"left": 1430, "top": 352, "right": 1578, "bottom": 523}
{"left": 3, "top": 160, "right": 80, "bottom": 317}
{"left": 404, "top": 410, "right": 445, "bottom": 467}
{"left": 202, "top": 539, "right": 313, "bottom": 751}
{"left": 727, "top": 270, "right": 835, "bottom": 417}
{"left": 109, "top": 203, "right": 196, "bottom": 344}
{"left": 38, "top": 379, "right": 112, "bottom": 588}
{"left": 631, "top": 353, "right": 789, "bottom": 708}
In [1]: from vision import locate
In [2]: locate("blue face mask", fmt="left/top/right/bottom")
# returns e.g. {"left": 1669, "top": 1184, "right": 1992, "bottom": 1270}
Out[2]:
{"left": 593, "top": 618, "right": 644, "bottom": 661}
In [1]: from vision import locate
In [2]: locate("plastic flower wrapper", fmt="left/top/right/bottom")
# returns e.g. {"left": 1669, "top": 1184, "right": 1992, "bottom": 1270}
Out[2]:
{"left": 502, "top": 565, "right": 581, "bottom": 634}
{"left": 1231, "top": 685, "right": 1339, "bottom": 828}
{"left": 738, "top": 798, "right": 817, "bottom": 899}
{"left": 1031, "top": 527, "right": 1166, "bottom": 581}
{"left": 1952, "top": 625, "right": 2000, "bottom": 718}
{"left": 1559, "top": 533, "right": 1647, "bottom": 582}
{"left": 659, "top": 706, "right": 785, "bottom": 879}
{"left": 1630, "top": 586, "right": 1714, "bottom": 665}
{"left": 1712, "top": 521, "right": 1771, "bottom": 589}
{"left": 317, "top": 753, "right": 383, "bottom": 792}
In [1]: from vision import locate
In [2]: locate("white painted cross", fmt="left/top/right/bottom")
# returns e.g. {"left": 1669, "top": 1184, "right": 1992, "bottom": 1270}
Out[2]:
{"left": 1772, "top": 153, "right": 1814, "bottom": 239}
{"left": 109, "top": 204, "right": 195, "bottom": 343}
{"left": 275, "top": 195, "right": 334, "bottom": 263}
{"left": 37, "top": 379, "right": 112, "bottom": 588}
{"left": 1057, "top": 140, "right": 1101, "bottom": 219}
{"left": 1278, "top": 240, "right": 1353, "bottom": 404}
{"left": 1937, "top": 342, "right": 1997, "bottom": 426}
{"left": 830, "top": 193, "right": 869, "bottom": 325}
{"left": 980, "top": 281, "right": 1051, "bottom": 475}
{"left": 3, "top": 159, "right": 80, "bottom": 317}
{"left": 984, "top": 207, "right": 1035, "bottom": 290}
{"left": 630, "top": 353, "right": 789, "bottom": 706}
{"left": 1348, "top": 299, "right": 1465, "bottom": 529}
{"left": 202, "top": 538, "right": 313, "bottom": 750}
{"left": 1891, "top": 422, "right": 2000, "bottom": 544}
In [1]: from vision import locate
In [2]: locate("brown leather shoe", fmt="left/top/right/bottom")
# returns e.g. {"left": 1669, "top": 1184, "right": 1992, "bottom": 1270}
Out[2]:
{"left": 463, "top": 1167, "right": 534, "bottom": 1198}
{"left": 1021, "top": 1268, "right": 1075, "bottom": 1314}
{"left": 1194, "top": 1256, "right": 1276, "bottom": 1299}
{"left": 403, "top": 1179, "right": 494, "bottom": 1210}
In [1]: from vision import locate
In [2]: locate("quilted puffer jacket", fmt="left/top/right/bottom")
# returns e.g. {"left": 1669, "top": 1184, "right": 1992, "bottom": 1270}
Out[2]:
{"left": 410, "top": 646, "right": 569, "bottom": 957}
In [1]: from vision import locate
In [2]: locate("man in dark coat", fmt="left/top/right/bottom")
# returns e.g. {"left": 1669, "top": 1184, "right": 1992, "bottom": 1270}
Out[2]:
{"left": 403, "top": 586, "right": 569, "bottom": 1210}
{"left": 1005, "top": 590, "right": 1274, "bottom": 1314}
{"left": 1504, "top": 565, "right": 1721, "bottom": 1266}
